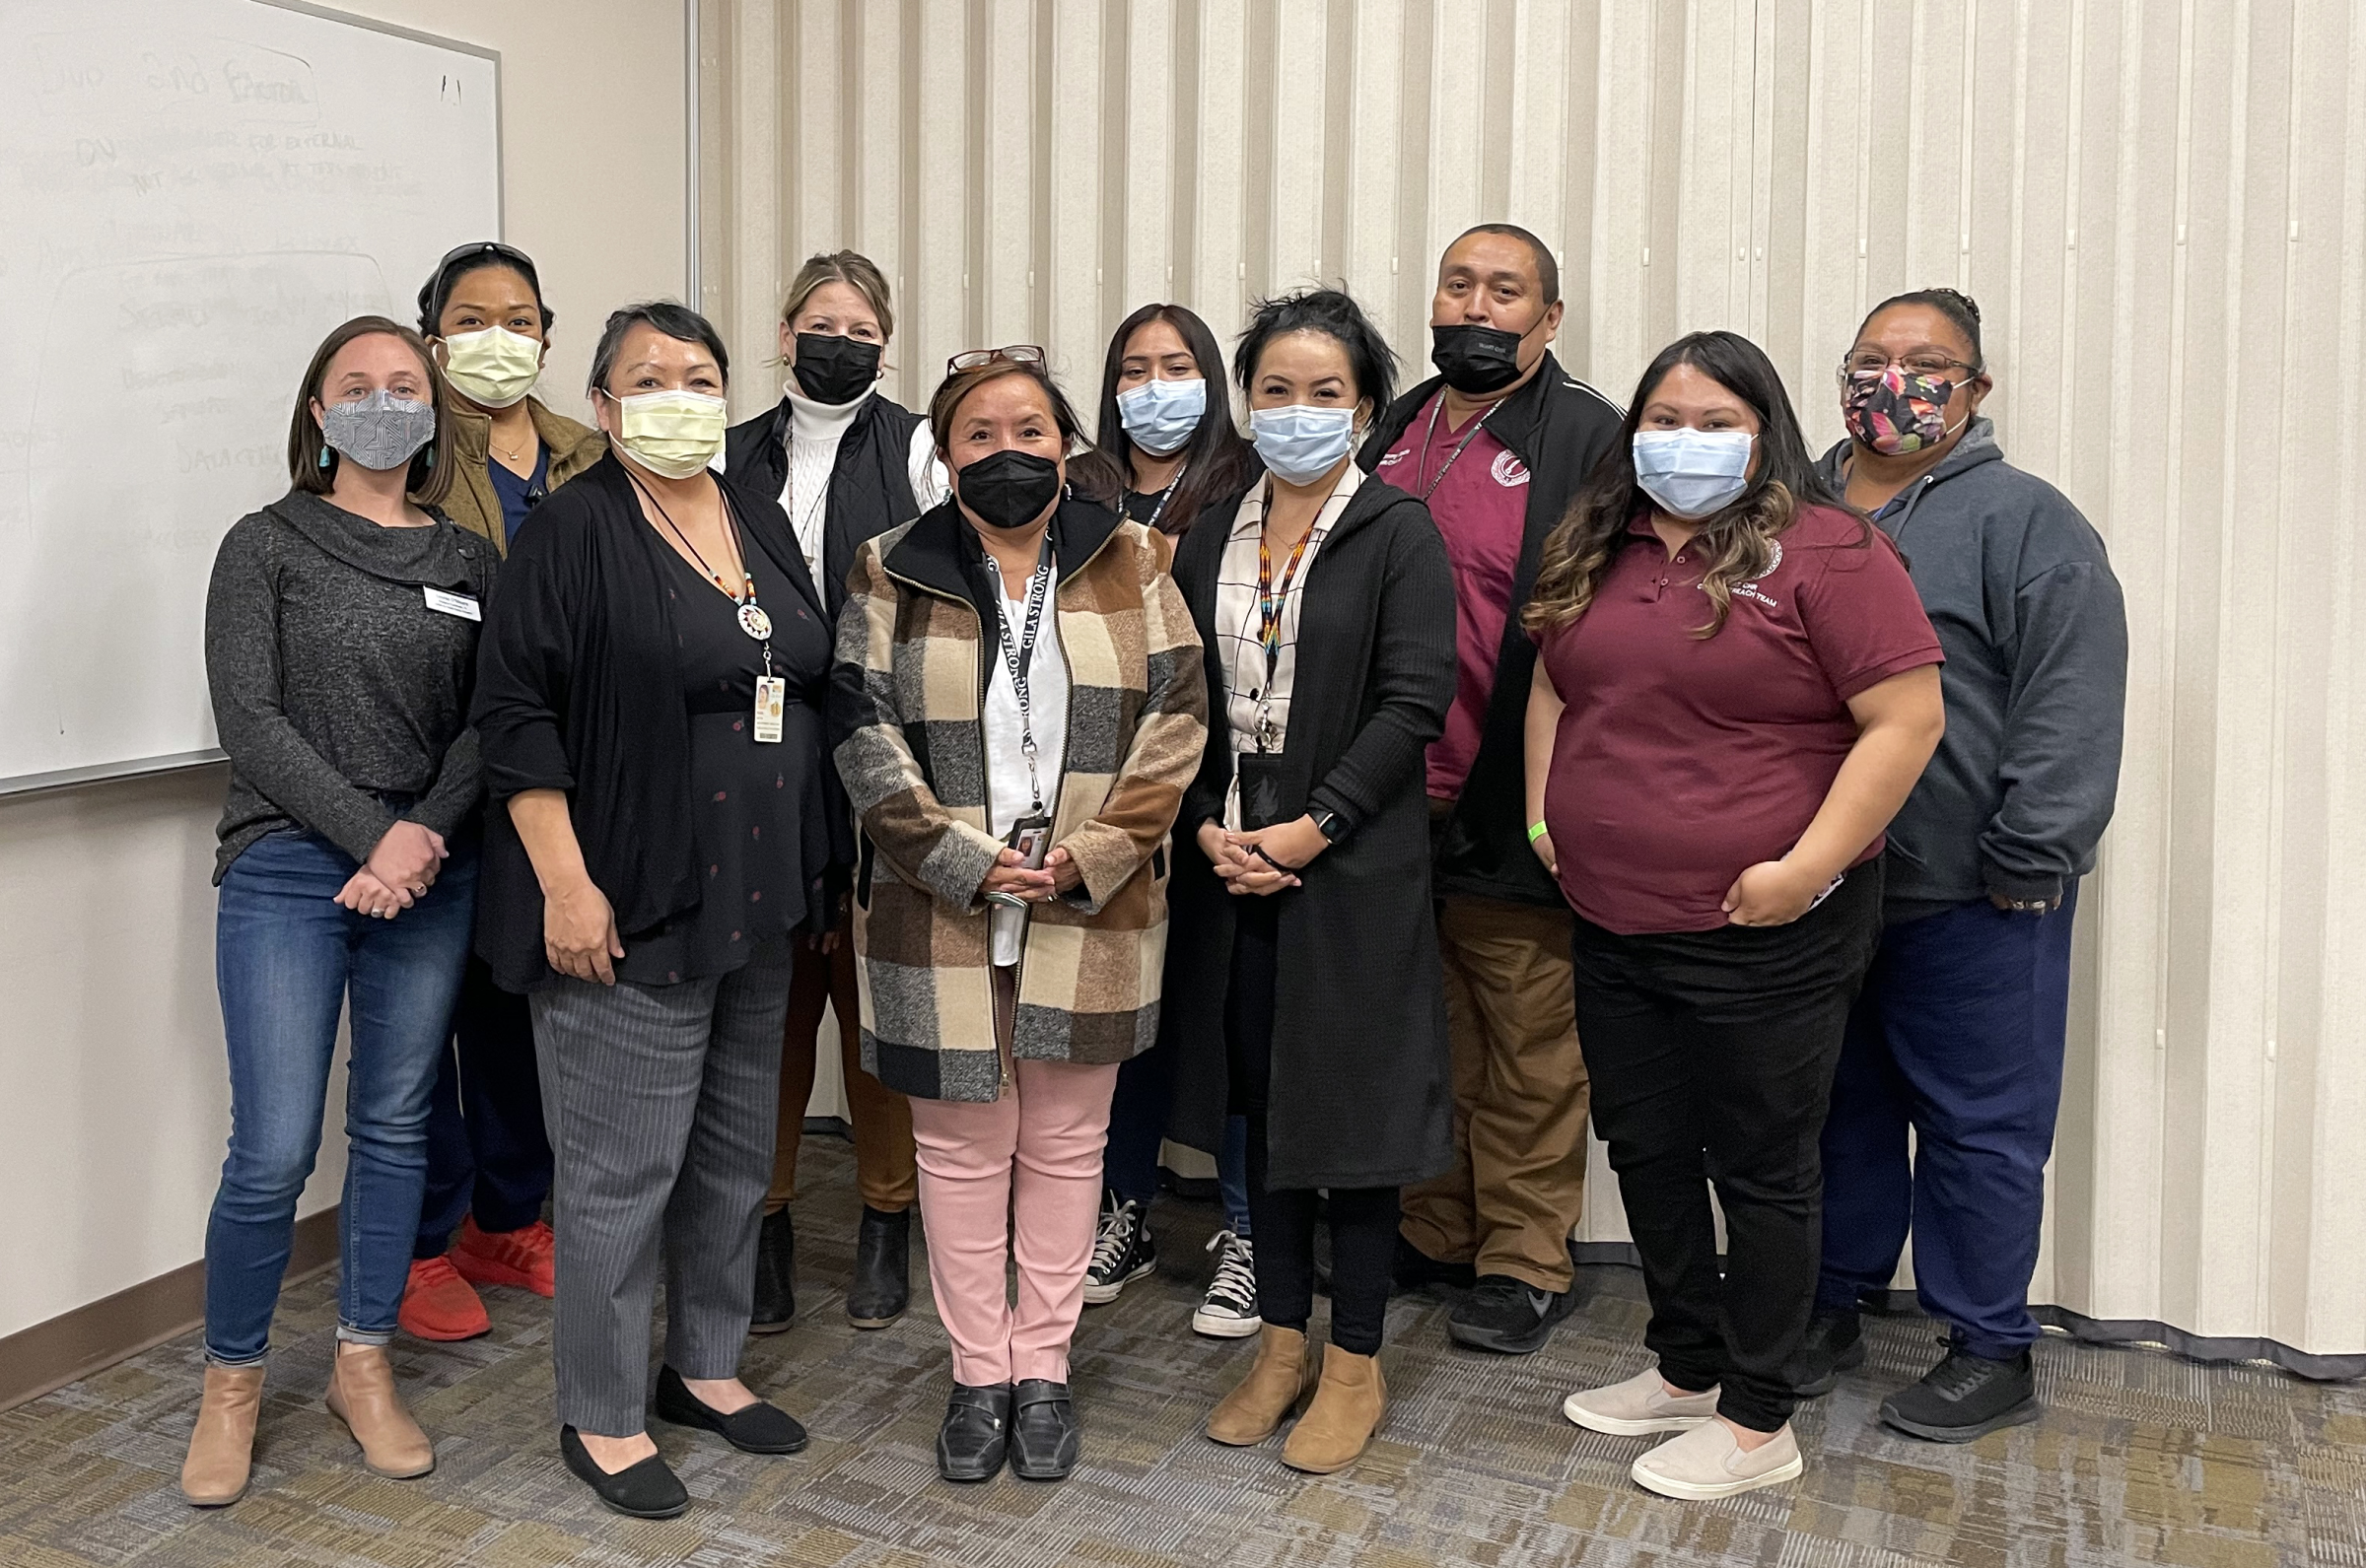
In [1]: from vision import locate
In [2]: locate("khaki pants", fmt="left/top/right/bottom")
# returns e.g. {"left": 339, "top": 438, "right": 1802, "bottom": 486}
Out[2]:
{"left": 1399, "top": 893, "right": 1590, "bottom": 1291}
{"left": 767, "top": 919, "right": 918, "bottom": 1214}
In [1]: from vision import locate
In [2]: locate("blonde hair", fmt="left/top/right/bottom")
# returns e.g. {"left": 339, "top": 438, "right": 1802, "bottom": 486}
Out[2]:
{"left": 780, "top": 250, "right": 895, "bottom": 343}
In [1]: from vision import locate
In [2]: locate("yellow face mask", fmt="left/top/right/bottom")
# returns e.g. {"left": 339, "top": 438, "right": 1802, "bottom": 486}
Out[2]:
{"left": 439, "top": 325, "right": 543, "bottom": 409}
{"left": 606, "top": 388, "right": 729, "bottom": 478}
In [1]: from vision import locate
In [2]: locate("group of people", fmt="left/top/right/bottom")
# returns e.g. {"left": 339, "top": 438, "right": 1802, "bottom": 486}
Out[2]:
{"left": 178, "top": 221, "right": 2126, "bottom": 1519}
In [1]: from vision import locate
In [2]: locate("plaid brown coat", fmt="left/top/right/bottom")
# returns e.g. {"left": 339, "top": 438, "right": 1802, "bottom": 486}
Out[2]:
{"left": 830, "top": 498, "right": 1208, "bottom": 1101}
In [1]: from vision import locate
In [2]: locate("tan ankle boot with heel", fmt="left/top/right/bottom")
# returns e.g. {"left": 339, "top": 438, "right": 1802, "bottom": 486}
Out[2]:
{"left": 180, "top": 1364, "right": 267, "bottom": 1506}
{"left": 324, "top": 1342, "right": 435, "bottom": 1479}
{"left": 1207, "top": 1324, "right": 1321, "bottom": 1446}
{"left": 1281, "top": 1343, "right": 1386, "bottom": 1473}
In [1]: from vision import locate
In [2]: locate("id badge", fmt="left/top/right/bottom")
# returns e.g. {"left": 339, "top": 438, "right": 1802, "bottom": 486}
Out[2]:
{"left": 752, "top": 676, "right": 786, "bottom": 743}
{"left": 986, "top": 813, "right": 1054, "bottom": 908}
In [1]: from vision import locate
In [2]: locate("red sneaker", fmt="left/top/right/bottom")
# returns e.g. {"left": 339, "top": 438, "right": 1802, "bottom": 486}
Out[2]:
{"left": 451, "top": 1215, "right": 556, "bottom": 1297}
{"left": 398, "top": 1256, "right": 491, "bottom": 1341}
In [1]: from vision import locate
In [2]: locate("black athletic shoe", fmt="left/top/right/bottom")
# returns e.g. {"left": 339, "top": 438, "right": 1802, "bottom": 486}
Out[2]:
{"left": 652, "top": 1365, "right": 809, "bottom": 1455}
{"left": 1392, "top": 1235, "right": 1477, "bottom": 1294}
{"left": 1009, "top": 1379, "right": 1080, "bottom": 1481}
{"left": 846, "top": 1205, "right": 911, "bottom": 1329}
{"left": 1446, "top": 1273, "right": 1579, "bottom": 1353}
{"left": 560, "top": 1426, "right": 689, "bottom": 1519}
{"left": 1788, "top": 1308, "right": 1867, "bottom": 1398}
{"left": 749, "top": 1208, "right": 795, "bottom": 1333}
{"left": 1082, "top": 1192, "right": 1157, "bottom": 1305}
{"left": 1880, "top": 1344, "right": 2040, "bottom": 1443}
{"left": 937, "top": 1383, "right": 1013, "bottom": 1482}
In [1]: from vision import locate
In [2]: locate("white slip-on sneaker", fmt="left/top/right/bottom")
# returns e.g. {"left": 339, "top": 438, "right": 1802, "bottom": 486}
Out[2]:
{"left": 1630, "top": 1419, "right": 1803, "bottom": 1500}
{"left": 1562, "top": 1366, "right": 1721, "bottom": 1436}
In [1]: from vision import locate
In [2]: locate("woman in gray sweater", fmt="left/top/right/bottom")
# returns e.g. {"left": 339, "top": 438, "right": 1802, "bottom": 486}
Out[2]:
{"left": 180, "top": 316, "right": 496, "bottom": 1509}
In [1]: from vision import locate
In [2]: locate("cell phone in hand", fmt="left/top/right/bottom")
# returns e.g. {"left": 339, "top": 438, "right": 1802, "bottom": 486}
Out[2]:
{"left": 986, "top": 814, "right": 1054, "bottom": 909}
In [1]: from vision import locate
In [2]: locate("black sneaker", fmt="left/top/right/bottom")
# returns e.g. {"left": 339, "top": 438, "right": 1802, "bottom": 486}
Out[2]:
{"left": 1880, "top": 1344, "right": 2040, "bottom": 1442}
{"left": 1446, "top": 1273, "right": 1578, "bottom": 1354}
{"left": 1081, "top": 1192, "right": 1156, "bottom": 1305}
{"left": 1788, "top": 1308, "right": 1867, "bottom": 1398}
{"left": 1190, "top": 1231, "right": 1261, "bottom": 1338}
{"left": 1392, "top": 1235, "right": 1477, "bottom": 1295}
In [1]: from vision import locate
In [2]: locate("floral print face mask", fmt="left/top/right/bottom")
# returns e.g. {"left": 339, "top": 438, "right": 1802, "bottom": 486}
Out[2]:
{"left": 1842, "top": 365, "right": 1963, "bottom": 454}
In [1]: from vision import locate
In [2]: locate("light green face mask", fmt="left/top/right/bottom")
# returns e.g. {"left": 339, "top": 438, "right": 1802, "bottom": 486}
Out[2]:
{"left": 439, "top": 325, "right": 543, "bottom": 409}
{"left": 606, "top": 388, "right": 729, "bottom": 478}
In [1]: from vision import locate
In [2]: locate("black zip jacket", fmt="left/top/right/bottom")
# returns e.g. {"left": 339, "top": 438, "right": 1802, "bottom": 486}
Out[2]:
{"left": 1357, "top": 349, "right": 1624, "bottom": 907}
{"left": 724, "top": 391, "right": 929, "bottom": 617}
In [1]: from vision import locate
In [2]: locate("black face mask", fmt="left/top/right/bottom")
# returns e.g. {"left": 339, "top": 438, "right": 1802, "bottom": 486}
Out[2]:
{"left": 955, "top": 448, "right": 1063, "bottom": 530}
{"left": 790, "top": 332, "right": 883, "bottom": 405}
{"left": 1430, "top": 322, "right": 1527, "bottom": 395}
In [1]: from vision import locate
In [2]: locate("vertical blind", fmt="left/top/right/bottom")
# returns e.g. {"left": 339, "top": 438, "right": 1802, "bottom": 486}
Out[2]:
{"left": 694, "top": 0, "right": 2366, "bottom": 1367}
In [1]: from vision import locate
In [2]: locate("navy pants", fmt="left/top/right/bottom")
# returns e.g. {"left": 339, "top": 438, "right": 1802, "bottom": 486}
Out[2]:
{"left": 1105, "top": 1039, "right": 1253, "bottom": 1235}
{"left": 414, "top": 956, "right": 553, "bottom": 1257}
{"left": 1816, "top": 886, "right": 2078, "bottom": 1359}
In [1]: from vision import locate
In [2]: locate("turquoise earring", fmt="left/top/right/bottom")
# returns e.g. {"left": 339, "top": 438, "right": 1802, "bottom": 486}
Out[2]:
{"left": 317, "top": 446, "right": 331, "bottom": 470}
{"left": 422, "top": 443, "right": 435, "bottom": 470}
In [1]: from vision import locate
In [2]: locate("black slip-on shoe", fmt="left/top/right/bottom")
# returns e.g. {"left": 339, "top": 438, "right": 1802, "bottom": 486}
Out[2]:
{"left": 1788, "top": 1308, "right": 1867, "bottom": 1398}
{"left": 749, "top": 1208, "right": 796, "bottom": 1334}
{"left": 1009, "top": 1379, "right": 1079, "bottom": 1481}
{"left": 1446, "top": 1273, "right": 1579, "bottom": 1354}
{"left": 1392, "top": 1235, "right": 1477, "bottom": 1295}
{"left": 1880, "top": 1345, "right": 2040, "bottom": 1443}
{"left": 846, "top": 1205, "right": 912, "bottom": 1328}
{"left": 560, "top": 1426, "right": 689, "bottom": 1519}
{"left": 937, "top": 1382, "right": 1012, "bottom": 1482}
{"left": 652, "top": 1366, "right": 809, "bottom": 1455}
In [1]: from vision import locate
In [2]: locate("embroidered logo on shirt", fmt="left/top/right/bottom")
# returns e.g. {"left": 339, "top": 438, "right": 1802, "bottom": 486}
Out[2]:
{"left": 1492, "top": 450, "right": 1531, "bottom": 488}
{"left": 1719, "top": 538, "right": 1783, "bottom": 610}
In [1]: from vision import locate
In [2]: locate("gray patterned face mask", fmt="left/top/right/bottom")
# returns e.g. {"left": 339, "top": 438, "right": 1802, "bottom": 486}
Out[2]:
{"left": 319, "top": 388, "right": 436, "bottom": 471}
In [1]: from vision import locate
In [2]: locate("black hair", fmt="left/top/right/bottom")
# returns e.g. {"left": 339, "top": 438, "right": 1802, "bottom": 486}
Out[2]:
{"left": 416, "top": 241, "right": 553, "bottom": 337}
{"left": 1234, "top": 287, "right": 1397, "bottom": 419}
{"left": 586, "top": 301, "right": 731, "bottom": 395}
{"left": 1093, "top": 303, "right": 1261, "bottom": 535}
{"left": 1856, "top": 287, "right": 1984, "bottom": 371}
{"left": 1453, "top": 223, "right": 1561, "bottom": 305}
{"left": 929, "top": 357, "right": 1123, "bottom": 507}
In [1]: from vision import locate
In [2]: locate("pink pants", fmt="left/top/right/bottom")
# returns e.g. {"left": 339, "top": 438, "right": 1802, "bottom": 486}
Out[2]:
{"left": 907, "top": 1058, "right": 1120, "bottom": 1387}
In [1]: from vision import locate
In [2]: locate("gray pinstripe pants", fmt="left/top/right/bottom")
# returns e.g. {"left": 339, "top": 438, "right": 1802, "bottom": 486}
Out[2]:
{"left": 529, "top": 939, "right": 792, "bottom": 1436}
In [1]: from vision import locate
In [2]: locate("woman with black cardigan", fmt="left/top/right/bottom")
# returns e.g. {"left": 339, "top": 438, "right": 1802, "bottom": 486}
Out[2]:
{"left": 1164, "top": 289, "right": 1457, "bottom": 1474}
{"left": 473, "top": 302, "right": 838, "bottom": 1520}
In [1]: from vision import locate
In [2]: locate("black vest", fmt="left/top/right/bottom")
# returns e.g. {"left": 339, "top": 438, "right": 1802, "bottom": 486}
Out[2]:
{"left": 724, "top": 392, "right": 930, "bottom": 614}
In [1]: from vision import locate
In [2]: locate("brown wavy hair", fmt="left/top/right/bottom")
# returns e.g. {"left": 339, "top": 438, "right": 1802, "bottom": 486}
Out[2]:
{"left": 1523, "top": 329, "right": 1848, "bottom": 640}
{"left": 286, "top": 315, "right": 452, "bottom": 508}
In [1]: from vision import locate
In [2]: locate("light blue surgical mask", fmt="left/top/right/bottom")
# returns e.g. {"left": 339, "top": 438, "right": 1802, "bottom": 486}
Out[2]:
{"left": 1632, "top": 429, "right": 1755, "bottom": 519}
{"left": 1249, "top": 403, "right": 1356, "bottom": 485}
{"left": 1116, "top": 375, "right": 1207, "bottom": 456}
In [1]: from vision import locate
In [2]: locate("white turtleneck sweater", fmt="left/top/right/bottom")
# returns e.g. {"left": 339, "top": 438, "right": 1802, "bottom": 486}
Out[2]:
{"left": 779, "top": 386, "right": 949, "bottom": 573}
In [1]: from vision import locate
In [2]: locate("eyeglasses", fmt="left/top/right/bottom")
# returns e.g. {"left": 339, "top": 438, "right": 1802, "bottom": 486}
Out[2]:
{"left": 1837, "top": 351, "right": 1982, "bottom": 384}
{"left": 947, "top": 344, "right": 1047, "bottom": 375}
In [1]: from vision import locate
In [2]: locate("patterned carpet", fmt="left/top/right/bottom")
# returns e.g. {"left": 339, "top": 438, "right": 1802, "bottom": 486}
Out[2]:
{"left": 6, "top": 1135, "right": 2361, "bottom": 1568}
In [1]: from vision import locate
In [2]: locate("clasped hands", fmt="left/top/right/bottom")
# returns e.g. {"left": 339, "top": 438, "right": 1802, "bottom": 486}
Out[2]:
{"left": 334, "top": 820, "right": 448, "bottom": 921}
{"left": 980, "top": 843, "right": 1086, "bottom": 904}
{"left": 1199, "top": 815, "right": 1328, "bottom": 897}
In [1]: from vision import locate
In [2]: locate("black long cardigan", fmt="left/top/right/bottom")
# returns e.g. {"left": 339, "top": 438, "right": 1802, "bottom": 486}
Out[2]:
{"left": 1161, "top": 471, "right": 1459, "bottom": 1192}
{"left": 470, "top": 453, "right": 840, "bottom": 992}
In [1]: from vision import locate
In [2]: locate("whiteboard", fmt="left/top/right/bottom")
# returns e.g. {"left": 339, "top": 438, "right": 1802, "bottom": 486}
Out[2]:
{"left": 0, "top": 0, "right": 500, "bottom": 791}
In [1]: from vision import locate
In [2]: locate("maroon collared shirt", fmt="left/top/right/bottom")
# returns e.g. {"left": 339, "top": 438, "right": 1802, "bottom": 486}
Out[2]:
{"left": 1536, "top": 504, "right": 1942, "bottom": 934}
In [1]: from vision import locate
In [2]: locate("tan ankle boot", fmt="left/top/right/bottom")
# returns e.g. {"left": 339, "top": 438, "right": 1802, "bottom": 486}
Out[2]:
{"left": 1281, "top": 1343, "right": 1386, "bottom": 1473}
{"left": 1207, "top": 1325, "right": 1321, "bottom": 1446}
{"left": 323, "top": 1343, "right": 435, "bottom": 1479}
{"left": 180, "top": 1364, "right": 266, "bottom": 1506}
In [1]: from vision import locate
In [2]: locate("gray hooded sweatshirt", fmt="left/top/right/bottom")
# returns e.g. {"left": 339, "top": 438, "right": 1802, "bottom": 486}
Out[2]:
{"left": 1818, "top": 419, "right": 2127, "bottom": 920}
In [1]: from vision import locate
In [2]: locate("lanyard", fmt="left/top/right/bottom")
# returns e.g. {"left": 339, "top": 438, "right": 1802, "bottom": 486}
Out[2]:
{"left": 1415, "top": 395, "right": 1496, "bottom": 501}
{"left": 985, "top": 539, "right": 1055, "bottom": 813}
{"left": 629, "top": 470, "right": 774, "bottom": 673}
{"left": 1131, "top": 457, "right": 1190, "bottom": 532}
{"left": 1250, "top": 482, "right": 1315, "bottom": 751}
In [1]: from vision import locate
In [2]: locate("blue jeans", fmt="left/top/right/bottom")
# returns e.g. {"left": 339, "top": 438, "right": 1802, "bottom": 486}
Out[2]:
{"left": 1816, "top": 886, "right": 2078, "bottom": 1359}
{"left": 1105, "top": 1038, "right": 1251, "bottom": 1236}
{"left": 415, "top": 956, "right": 551, "bottom": 1257}
{"left": 204, "top": 832, "right": 477, "bottom": 1365}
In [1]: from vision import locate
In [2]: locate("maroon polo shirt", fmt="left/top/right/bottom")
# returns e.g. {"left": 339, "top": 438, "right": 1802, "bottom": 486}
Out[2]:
{"left": 1536, "top": 504, "right": 1942, "bottom": 934}
{"left": 1375, "top": 392, "right": 1529, "bottom": 798}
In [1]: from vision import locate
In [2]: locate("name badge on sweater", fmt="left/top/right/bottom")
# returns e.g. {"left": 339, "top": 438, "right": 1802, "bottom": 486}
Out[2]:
{"left": 753, "top": 676, "right": 786, "bottom": 743}
{"left": 422, "top": 586, "right": 481, "bottom": 621}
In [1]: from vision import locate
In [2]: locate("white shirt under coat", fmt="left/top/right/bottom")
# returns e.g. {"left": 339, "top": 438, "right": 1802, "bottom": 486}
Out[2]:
{"left": 982, "top": 552, "right": 1069, "bottom": 968}
{"left": 775, "top": 384, "right": 951, "bottom": 575}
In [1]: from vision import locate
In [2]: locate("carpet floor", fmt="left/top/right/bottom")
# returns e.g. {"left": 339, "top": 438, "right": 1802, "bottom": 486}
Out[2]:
{"left": 5, "top": 1134, "right": 2360, "bottom": 1567}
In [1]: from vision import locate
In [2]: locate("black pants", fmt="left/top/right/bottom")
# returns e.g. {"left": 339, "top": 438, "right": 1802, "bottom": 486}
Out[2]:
{"left": 1569, "top": 864, "right": 1884, "bottom": 1432}
{"left": 1226, "top": 899, "right": 1397, "bottom": 1357}
{"left": 415, "top": 956, "right": 554, "bottom": 1258}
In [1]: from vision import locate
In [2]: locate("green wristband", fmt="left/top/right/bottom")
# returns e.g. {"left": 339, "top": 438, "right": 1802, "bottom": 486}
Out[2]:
{"left": 1527, "top": 821, "right": 1550, "bottom": 844}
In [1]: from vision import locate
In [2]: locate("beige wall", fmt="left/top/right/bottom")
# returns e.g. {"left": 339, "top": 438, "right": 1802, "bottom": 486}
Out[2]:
{"left": 699, "top": 0, "right": 2366, "bottom": 1357}
{"left": 0, "top": 0, "right": 689, "bottom": 1341}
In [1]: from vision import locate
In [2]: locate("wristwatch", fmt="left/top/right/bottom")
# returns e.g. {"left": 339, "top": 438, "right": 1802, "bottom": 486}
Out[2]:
{"left": 1309, "top": 807, "right": 1346, "bottom": 843}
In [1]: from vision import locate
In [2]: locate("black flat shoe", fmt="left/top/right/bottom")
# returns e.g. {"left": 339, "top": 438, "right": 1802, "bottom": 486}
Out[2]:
{"left": 846, "top": 1205, "right": 911, "bottom": 1329}
{"left": 560, "top": 1426, "right": 688, "bottom": 1519}
{"left": 936, "top": 1382, "right": 1011, "bottom": 1482}
{"left": 1009, "top": 1379, "right": 1079, "bottom": 1481}
{"left": 750, "top": 1208, "right": 796, "bottom": 1333}
{"left": 652, "top": 1366, "right": 809, "bottom": 1455}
